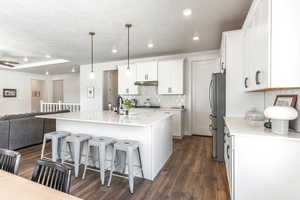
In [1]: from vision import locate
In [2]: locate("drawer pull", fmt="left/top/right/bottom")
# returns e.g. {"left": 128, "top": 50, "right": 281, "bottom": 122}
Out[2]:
{"left": 255, "top": 70, "right": 261, "bottom": 85}
{"left": 226, "top": 145, "right": 230, "bottom": 159}
{"left": 244, "top": 77, "right": 248, "bottom": 88}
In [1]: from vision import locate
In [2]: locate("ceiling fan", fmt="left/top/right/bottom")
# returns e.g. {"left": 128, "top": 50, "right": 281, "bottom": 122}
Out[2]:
{"left": 0, "top": 60, "right": 19, "bottom": 68}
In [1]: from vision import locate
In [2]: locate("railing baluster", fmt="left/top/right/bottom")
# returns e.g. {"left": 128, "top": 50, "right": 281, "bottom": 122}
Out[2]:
{"left": 40, "top": 102, "right": 80, "bottom": 113}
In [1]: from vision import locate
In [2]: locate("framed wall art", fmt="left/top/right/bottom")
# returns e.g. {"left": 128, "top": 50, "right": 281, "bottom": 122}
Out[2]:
{"left": 3, "top": 89, "right": 17, "bottom": 98}
{"left": 274, "top": 95, "right": 297, "bottom": 108}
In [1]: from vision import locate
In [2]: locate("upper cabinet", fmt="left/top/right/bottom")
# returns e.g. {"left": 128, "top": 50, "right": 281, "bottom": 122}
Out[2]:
{"left": 118, "top": 64, "right": 138, "bottom": 95}
{"left": 220, "top": 34, "right": 227, "bottom": 72}
{"left": 158, "top": 59, "right": 184, "bottom": 95}
{"left": 136, "top": 61, "right": 158, "bottom": 81}
{"left": 242, "top": 0, "right": 300, "bottom": 91}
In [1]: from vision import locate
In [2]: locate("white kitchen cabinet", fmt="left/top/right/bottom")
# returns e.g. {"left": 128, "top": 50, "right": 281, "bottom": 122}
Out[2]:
{"left": 136, "top": 61, "right": 158, "bottom": 81}
{"left": 225, "top": 117, "right": 300, "bottom": 200}
{"left": 132, "top": 108, "right": 184, "bottom": 138}
{"left": 224, "top": 127, "right": 234, "bottom": 198}
{"left": 118, "top": 64, "right": 138, "bottom": 95}
{"left": 242, "top": 0, "right": 300, "bottom": 91}
{"left": 161, "top": 109, "right": 183, "bottom": 138}
{"left": 158, "top": 59, "right": 184, "bottom": 95}
{"left": 223, "top": 30, "right": 265, "bottom": 116}
{"left": 220, "top": 33, "right": 227, "bottom": 72}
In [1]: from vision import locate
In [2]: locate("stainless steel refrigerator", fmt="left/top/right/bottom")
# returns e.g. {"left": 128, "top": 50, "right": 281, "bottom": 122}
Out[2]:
{"left": 209, "top": 72, "right": 226, "bottom": 162}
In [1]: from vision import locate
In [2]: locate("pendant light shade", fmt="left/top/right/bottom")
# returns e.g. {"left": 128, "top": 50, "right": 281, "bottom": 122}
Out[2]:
{"left": 125, "top": 24, "right": 132, "bottom": 71}
{"left": 89, "top": 32, "right": 95, "bottom": 79}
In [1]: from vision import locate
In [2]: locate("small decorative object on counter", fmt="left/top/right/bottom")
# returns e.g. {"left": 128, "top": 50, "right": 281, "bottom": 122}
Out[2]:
{"left": 264, "top": 106, "right": 298, "bottom": 135}
{"left": 144, "top": 98, "right": 151, "bottom": 107}
{"left": 108, "top": 103, "right": 112, "bottom": 111}
{"left": 264, "top": 121, "right": 272, "bottom": 129}
{"left": 245, "top": 107, "right": 265, "bottom": 121}
{"left": 123, "top": 99, "right": 134, "bottom": 115}
{"left": 274, "top": 95, "right": 297, "bottom": 107}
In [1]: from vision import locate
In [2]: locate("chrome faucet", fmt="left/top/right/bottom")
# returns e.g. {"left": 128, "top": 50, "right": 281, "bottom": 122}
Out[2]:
{"left": 116, "top": 95, "right": 124, "bottom": 114}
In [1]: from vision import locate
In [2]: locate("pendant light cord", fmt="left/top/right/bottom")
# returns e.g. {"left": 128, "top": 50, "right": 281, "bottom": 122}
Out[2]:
{"left": 128, "top": 26, "right": 129, "bottom": 70}
{"left": 91, "top": 33, "right": 94, "bottom": 72}
{"left": 125, "top": 24, "right": 132, "bottom": 70}
{"left": 89, "top": 32, "right": 95, "bottom": 73}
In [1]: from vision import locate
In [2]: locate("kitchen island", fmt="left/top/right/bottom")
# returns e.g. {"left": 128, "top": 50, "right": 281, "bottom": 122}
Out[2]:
{"left": 37, "top": 111, "right": 173, "bottom": 180}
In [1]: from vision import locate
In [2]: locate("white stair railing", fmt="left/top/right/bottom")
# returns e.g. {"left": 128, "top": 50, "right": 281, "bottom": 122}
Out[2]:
{"left": 40, "top": 100, "right": 80, "bottom": 112}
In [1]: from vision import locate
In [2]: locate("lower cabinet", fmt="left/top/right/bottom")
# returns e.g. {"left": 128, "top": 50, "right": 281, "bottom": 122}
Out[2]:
{"left": 224, "top": 128, "right": 234, "bottom": 199}
{"left": 224, "top": 127, "right": 300, "bottom": 200}
{"left": 161, "top": 110, "right": 183, "bottom": 138}
{"left": 132, "top": 108, "right": 184, "bottom": 138}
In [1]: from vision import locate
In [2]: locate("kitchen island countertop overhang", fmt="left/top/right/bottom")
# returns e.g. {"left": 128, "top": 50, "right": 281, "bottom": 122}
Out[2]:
{"left": 37, "top": 111, "right": 174, "bottom": 181}
{"left": 37, "top": 111, "right": 174, "bottom": 127}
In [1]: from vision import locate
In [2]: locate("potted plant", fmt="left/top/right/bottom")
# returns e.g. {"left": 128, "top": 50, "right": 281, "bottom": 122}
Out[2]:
{"left": 123, "top": 99, "right": 134, "bottom": 115}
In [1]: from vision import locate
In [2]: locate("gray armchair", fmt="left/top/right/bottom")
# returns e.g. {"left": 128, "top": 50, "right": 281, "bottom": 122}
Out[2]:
{"left": 9, "top": 117, "right": 44, "bottom": 150}
{"left": 0, "top": 120, "right": 9, "bottom": 149}
{"left": 0, "top": 110, "right": 70, "bottom": 150}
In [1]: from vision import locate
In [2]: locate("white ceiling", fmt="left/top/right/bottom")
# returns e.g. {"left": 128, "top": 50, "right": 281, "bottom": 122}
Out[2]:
{"left": 0, "top": 0, "right": 252, "bottom": 74}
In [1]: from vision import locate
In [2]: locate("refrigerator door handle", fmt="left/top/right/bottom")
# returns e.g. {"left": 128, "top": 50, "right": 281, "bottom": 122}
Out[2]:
{"left": 209, "top": 79, "right": 213, "bottom": 110}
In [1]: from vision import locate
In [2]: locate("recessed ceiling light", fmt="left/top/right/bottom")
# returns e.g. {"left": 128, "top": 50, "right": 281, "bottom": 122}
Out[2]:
{"left": 23, "top": 57, "right": 29, "bottom": 62}
{"left": 183, "top": 8, "right": 192, "bottom": 17}
{"left": 45, "top": 71, "right": 49, "bottom": 75}
{"left": 45, "top": 54, "right": 51, "bottom": 59}
{"left": 112, "top": 49, "right": 118, "bottom": 54}
{"left": 147, "top": 43, "right": 154, "bottom": 48}
{"left": 193, "top": 36, "right": 200, "bottom": 41}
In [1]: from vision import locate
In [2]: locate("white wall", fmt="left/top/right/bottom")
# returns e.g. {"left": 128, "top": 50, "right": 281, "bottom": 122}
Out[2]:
{"left": 0, "top": 69, "right": 50, "bottom": 115}
{"left": 50, "top": 73, "right": 80, "bottom": 103}
{"left": 80, "top": 50, "right": 220, "bottom": 136}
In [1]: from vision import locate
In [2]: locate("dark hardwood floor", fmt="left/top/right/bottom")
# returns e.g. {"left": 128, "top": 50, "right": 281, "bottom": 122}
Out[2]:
{"left": 17, "top": 136, "right": 229, "bottom": 200}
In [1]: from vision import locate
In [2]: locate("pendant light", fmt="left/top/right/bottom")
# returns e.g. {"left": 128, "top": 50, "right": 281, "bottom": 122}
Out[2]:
{"left": 89, "top": 32, "right": 96, "bottom": 79}
{"left": 125, "top": 24, "right": 132, "bottom": 71}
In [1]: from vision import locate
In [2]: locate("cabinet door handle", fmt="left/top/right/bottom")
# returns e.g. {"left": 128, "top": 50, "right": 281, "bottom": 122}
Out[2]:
{"left": 255, "top": 70, "right": 261, "bottom": 85}
{"left": 145, "top": 74, "right": 147, "bottom": 80}
{"left": 221, "top": 62, "right": 225, "bottom": 70}
{"left": 126, "top": 88, "right": 129, "bottom": 94}
{"left": 168, "top": 87, "right": 172, "bottom": 93}
{"left": 226, "top": 145, "right": 230, "bottom": 159}
{"left": 244, "top": 77, "right": 248, "bottom": 88}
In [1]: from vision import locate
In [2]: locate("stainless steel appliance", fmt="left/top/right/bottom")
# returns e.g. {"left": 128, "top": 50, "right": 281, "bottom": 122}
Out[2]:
{"left": 209, "top": 72, "right": 226, "bottom": 162}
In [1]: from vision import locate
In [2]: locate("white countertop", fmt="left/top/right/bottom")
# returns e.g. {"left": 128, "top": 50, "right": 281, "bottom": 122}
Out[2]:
{"left": 37, "top": 111, "right": 173, "bottom": 127}
{"left": 225, "top": 117, "right": 300, "bottom": 141}
{"left": 133, "top": 107, "right": 184, "bottom": 111}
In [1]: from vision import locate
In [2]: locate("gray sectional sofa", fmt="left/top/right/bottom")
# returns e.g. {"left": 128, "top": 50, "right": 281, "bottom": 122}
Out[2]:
{"left": 0, "top": 110, "right": 69, "bottom": 150}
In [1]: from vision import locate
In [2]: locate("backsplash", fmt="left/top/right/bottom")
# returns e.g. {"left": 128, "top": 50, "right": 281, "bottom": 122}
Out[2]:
{"left": 265, "top": 89, "right": 300, "bottom": 132}
{"left": 122, "top": 86, "right": 185, "bottom": 107}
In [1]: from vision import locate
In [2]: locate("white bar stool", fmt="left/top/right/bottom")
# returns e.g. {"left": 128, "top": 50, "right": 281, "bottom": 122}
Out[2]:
{"left": 82, "top": 136, "right": 116, "bottom": 185}
{"left": 107, "top": 139, "right": 144, "bottom": 194}
{"left": 41, "top": 131, "right": 71, "bottom": 162}
{"left": 61, "top": 133, "right": 91, "bottom": 177}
